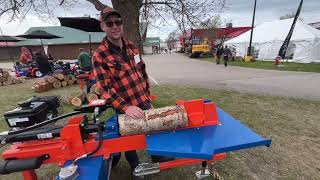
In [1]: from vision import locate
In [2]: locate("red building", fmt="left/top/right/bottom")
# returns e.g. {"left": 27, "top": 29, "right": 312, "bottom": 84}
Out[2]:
{"left": 179, "top": 26, "right": 251, "bottom": 51}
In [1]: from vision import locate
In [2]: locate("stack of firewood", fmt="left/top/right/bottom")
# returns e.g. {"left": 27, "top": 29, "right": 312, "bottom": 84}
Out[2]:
{"left": 63, "top": 83, "right": 102, "bottom": 107}
{"left": 0, "top": 68, "right": 25, "bottom": 86}
{"left": 32, "top": 73, "right": 78, "bottom": 92}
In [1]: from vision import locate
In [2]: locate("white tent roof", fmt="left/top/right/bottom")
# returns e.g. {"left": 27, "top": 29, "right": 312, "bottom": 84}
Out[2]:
{"left": 226, "top": 18, "right": 320, "bottom": 44}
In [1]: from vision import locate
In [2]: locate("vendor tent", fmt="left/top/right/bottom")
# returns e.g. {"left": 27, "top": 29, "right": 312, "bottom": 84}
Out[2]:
{"left": 225, "top": 18, "right": 320, "bottom": 63}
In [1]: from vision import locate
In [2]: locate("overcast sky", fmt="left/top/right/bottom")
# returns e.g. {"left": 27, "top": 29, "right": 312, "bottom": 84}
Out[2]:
{"left": 0, "top": 0, "right": 319, "bottom": 40}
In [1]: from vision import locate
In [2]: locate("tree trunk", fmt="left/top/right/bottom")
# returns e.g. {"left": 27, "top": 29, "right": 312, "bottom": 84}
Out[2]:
{"left": 112, "top": 0, "right": 143, "bottom": 52}
{"left": 118, "top": 105, "right": 188, "bottom": 136}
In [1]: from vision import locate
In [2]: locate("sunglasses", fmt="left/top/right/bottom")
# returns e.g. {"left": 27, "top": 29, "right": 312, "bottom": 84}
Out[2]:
{"left": 105, "top": 20, "right": 123, "bottom": 27}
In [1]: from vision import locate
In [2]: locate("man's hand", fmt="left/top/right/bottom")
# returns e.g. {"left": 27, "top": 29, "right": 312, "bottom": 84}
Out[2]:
{"left": 125, "top": 106, "right": 145, "bottom": 119}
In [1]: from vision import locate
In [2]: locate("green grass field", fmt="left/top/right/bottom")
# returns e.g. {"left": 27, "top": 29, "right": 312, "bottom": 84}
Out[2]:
{"left": 197, "top": 57, "right": 320, "bottom": 73}
{"left": 0, "top": 80, "right": 319, "bottom": 179}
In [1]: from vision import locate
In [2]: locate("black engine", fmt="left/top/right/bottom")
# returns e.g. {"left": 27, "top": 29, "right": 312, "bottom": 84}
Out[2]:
{"left": 3, "top": 96, "right": 60, "bottom": 128}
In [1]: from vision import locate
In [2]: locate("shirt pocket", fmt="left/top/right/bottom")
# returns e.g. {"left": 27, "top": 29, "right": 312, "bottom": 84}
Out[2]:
{"left": 107, "top": 61, "right": 126, "bottom": 78}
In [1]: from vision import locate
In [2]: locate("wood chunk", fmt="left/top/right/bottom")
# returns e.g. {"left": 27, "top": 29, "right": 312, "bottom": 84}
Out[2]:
{"left": 61, "top": 81, "right": 68, "bottom": 87}
{"left": 52, "top": 80, "right": 62, "bottom": 88}
{"left": 118, "top": 105, "right": 188, "bottom": 136}
{"left": 87, "top": 93, "right": 99, "bottom": 103}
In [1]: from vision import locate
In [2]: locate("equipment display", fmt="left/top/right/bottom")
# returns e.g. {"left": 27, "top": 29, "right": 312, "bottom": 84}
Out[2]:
{"left": 0, "top": 98, "right": 272, "bottom": 180}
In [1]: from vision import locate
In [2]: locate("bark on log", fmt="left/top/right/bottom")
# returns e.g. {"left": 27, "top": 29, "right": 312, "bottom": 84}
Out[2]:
{"left": 53, "top": 73, "right": 65, "bottom": 81}
{"left": 90, "top": 84, "right": 96, "bottom": 93}
{"left": 71, "top": 76, "right": 77, "bottom": 82}
{"left": 3, "top": 76, "right": 13, "bottom": 85}
{"left": 44, "top": 76, "right": 56, "bottom": 83}
{"left": 52, "top": 80, "right": 62, "bottom": 89}
{"left": 12, "top": 78, "right": 23, "bottom": 84}
{"left": 118, "top": 105, "right": 188, "bottom": 136}
{"left": 32, "top": 82, "right": 52, "bottom": 92}
{"left": 67, "top": 80, "right": 75, "bottom": 86}
{"left": 0, "top": 76, "right": 6, "bottom": 83}
{"left": 2, "top": 71, "right": 10, "bottom": 79}
{"left": 63, "top": 75, "right": 69, "bottom": 81}
{"left": 90, "top": 84, "right": 101, "bottom": 95}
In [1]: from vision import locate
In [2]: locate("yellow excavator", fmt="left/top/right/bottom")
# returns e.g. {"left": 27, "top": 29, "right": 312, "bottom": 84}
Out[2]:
{"left": 189, "top": 37, "right": 210, "bottom": 58}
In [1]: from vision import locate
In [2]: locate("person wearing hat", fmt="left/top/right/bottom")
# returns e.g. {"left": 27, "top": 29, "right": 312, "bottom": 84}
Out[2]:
{"left": 92, "top": 7, "right": 152, "bottom": 179}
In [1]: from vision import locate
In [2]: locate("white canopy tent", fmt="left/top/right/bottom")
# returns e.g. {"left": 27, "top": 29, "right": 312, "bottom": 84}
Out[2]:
{"left": 225, "top": 18, "right": 320, "bottom": 63}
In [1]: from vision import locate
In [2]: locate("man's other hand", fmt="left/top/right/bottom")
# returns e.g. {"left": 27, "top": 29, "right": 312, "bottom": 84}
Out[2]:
{"left": 125, "top": 106, "right": 145, "bottom": 119}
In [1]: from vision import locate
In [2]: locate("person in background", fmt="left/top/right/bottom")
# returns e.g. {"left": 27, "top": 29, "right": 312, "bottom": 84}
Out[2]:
{"left": 34, "top": 50, "right": 52, "bottom": 75}
{"left": 223, "top": 45, "right": 232, "bottom": 67}
{"left": 77, "top": 48, "right": 92, "bottom": 71}
{"left": 216, "top": 45, "right": 223, "bottom": 64}
{"left": 20, "top": 47, "right": 33, "bottom": 64}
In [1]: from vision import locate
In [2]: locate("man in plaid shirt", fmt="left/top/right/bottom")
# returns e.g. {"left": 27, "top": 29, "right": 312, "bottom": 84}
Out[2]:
{"left": 92, "top": 7, "right": 151, "bottom": 179}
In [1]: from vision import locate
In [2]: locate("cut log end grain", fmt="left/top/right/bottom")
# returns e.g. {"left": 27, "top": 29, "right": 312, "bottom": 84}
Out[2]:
{"left": 87, "top": 93, "right": 99, "bottom": 103}
{"left": 53, "top": 73, "right": 65, "bottom": 81}
{"left": 67, "top": 80, "right": 75, "bottom": 85}
{"left": 44, "top": 75, "right": 56, "bottom": 83}
{"left": 52, "top": 80, "right": 62, "bottom": 89}
{"left": 118, "top": 105, "right": 188, "bottom": 136}
{"left": 71, "top": 97, "right": 82, "bottom": 107}
{"left": 61, "top": 81, "right": 68, "bottom": 87}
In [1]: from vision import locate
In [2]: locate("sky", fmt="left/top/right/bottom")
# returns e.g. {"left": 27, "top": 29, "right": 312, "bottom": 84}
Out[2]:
{"left": 0, "top": 0, "right": 319, "bottom": 40}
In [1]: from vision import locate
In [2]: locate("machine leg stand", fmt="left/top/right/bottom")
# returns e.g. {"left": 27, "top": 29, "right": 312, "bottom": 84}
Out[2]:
{"left": 208, "top": 162, "right": 224, "bottom": 180}
{"left": 195, "top": 161, "right": 210, "bottom": 179}
{"left": 22, "top": 170, "right": 37, "bottom": 180}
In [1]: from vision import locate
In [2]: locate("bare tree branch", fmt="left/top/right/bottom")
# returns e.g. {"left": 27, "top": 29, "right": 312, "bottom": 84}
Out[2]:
{"left": 85, "top": 0, "right": 108, "bottom": 11}
{"left": 59, "top": 0, "right": 65, "bottom": 6}
{"left": 142, "top": 1, "right": 174, "bottom": 5}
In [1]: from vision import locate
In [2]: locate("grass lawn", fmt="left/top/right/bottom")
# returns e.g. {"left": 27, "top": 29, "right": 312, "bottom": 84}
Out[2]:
{"left": 0, "top": 80, "right": 320, "bottom": 179}
{"left": 196, "top": 57, "right": 320, "bottom": 73}
{"left": 0, "top": 60, "right": 17, "bottom": 63}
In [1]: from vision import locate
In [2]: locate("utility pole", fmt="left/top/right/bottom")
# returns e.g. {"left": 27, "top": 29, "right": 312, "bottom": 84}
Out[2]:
{"left": 248, "top": 0, "right": 257, "bottom": 57}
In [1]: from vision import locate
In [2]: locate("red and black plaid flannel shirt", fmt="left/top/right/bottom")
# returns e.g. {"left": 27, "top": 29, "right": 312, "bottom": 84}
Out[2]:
{"left": 92, "top": 37, "right": 150, "bottom": 112}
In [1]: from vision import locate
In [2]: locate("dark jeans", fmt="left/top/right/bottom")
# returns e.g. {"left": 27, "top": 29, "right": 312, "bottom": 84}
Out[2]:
{"left": 216, "top": 55, "right": 221, "bottom": 64}
{"left": 224, "top": 56, "right": 229, "bottom": 67}
{"left": 112, "top": 151, "right": 139, "bottom": 169}
{"left": 113, "top": 102, "right": 151, "bottom": 169}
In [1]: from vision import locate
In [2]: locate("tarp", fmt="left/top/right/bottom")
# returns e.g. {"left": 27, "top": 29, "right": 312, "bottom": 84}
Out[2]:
{"left": 225, "top": 18, "right": 320, "bottom": 63}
